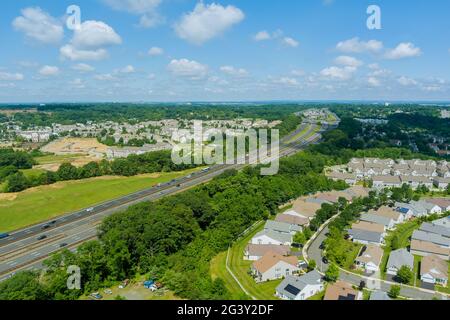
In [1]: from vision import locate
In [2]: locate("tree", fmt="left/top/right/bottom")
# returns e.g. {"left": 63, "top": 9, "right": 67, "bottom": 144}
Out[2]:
{"left": 5, "top": 172, "right": 29, "bottom": 192}
{"left": 0, "top": 271, "right": 48, "bottom": 300}
{"left": 294, "top": 232, "right": 306, "bottom": 245}
{"left": 57, "top": 162, "right": 79, "bottom": 181}
{"left": 396, "top": 266, "right": 413, "bottom": 284}
{"left": 307, "top": 259, "right": 316, "bottom": 271}
{"left": 388, "top": 285, "right": 401, "bottom": 299}
{"left": 325, "top": 263, "right": 339, "bottom": 283}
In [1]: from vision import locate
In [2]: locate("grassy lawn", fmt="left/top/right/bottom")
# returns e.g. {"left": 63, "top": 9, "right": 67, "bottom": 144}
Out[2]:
{"left": 210, "top": 222, "right": 284, "bottom": 300}
{"left": 0, "top": 168, "right": 199, "bottom": 232}
{"left": 342, "top": 242, "right": 363, "bottom": 270}
{"left": 412, "top": 255, "right": 422, "bottom": 287}
{"left": 20, "top": 168, "right": 46, "bottom": 178}
{"left": 380, "top": 219, "right": 421, "bottom": 278}
{"left": 210, "top": 252, "right": 248, "bottom": 299}
{"left": 435, "top": 263, "right": 450, "bottom": 294}
{"left": 35, "top": 154, "right": 87, "bottom": 165}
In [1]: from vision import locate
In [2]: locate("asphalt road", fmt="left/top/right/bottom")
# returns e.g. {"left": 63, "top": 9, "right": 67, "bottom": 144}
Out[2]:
{"left": 0, "top": 120, "right": 329, "bottom": 281}
{"left": 307, "top": 218, "right": 449, "bottom": 300}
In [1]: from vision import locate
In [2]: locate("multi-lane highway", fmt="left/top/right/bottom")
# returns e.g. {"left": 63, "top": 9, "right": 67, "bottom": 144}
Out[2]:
{"left": 0, "top": 119, "right": 333, "bottom": 281}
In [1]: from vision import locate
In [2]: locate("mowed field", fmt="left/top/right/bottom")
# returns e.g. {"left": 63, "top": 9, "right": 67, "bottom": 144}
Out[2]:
{"left": 0, "top": 168, "right": 198, "bottom": 232}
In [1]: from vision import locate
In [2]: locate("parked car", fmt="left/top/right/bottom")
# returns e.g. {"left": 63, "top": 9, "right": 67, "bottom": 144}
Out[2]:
{"left": 119, "top": 279, "right": 130, "bottom": 289}
{"left": 37, "top": 235, "right": 47, "bottom": 241}
{"left": 319, "top": 241, "right": 326, "bottom": 250}
{"left": 144, "top": 280, "right": 155, "bottom": 289}
{"left": 322, "top": 257, "right": 329, "bottom": 264}
{"left": 90, "top": 292, "right": 103, "bottom": 300}
{"left": 104, "top": 289, "right": 113, "bottom": 295}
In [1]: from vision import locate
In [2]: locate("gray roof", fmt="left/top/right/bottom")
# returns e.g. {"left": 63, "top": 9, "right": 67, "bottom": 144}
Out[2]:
{"left": 432, "top": 217, "right": 450, "bottom": 229}
{"left": 395, "top": 202, "right": 427, "bottom": 215}
{"left": 347, "top": 229, "right": 383, "bottom": 243}
{"left": 420, "top": 223, "right": 450, "bottom": 238}
{"left": 264, "top": 220, "right": 301, "bottom": 234}
{"left": 416, "top": 200, "right": 440, "bottom": 211}
{"left": 387, "top": 248, "right": 414, "bottom": 270}
{"left": 254, "top": 229, "right": 293, "bottom": 244}
{"left": 305, "top": 198, "right": 332, "bottom": 205}
{"left": 412, "top": 230, "right": 450, "bottom": 247}
{"left": 360, "top": 213, "right": 392, "bottom": 227}
{"left": 370, "top": 291, "right": 391, "bottom": 301}
{"left": 276, "top": 270, "right": 322, "bottom": 299}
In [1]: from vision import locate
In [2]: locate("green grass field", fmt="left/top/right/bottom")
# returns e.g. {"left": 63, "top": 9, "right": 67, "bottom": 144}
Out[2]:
{"left": 286, "top": 124, "right": 312, "bottom": 144}
{"left": 20, "top": 168, "right": 46, "bottom": 178}
{"left": 0, "top": 168, "right": 199, "bottom": 232}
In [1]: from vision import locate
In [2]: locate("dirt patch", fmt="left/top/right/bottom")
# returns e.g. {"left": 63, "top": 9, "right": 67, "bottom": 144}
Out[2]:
{"left": 0, "top": 193, "right": 18, "bottom": 201}
{"left": 41, "top": 138, "right": 108, "bottom": 155}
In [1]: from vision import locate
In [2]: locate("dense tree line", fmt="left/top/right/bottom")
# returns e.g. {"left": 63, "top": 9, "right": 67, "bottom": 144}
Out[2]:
{"left": 0, "top": 151, "right": 347, "bottom": 300}
{"left": 1, "top": 150, "right": 195, "bottom": 193}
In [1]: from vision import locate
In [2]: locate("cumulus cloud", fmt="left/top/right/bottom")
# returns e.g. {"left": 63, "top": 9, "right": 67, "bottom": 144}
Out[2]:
{"left": 397, "top": 76, "right": 418, "bottom": 86}
{"left": 320, "top": 66, "right": 357, "bottom": 80}
{"left": 334, "top": 55, "right": 363, "bottom": 67}
{"left": 103, "top": 0, "right": 163, "bottom": 28}
{"left": 0, "top": 72, "right": 24, "bottom": 81}
{"left": 384, "top": 42, "right": 422, "bottom": 60}
{"left": 174, "top": 3, "right": 244, "bottom": 45}
{"left": 71, "top": 63, "right": 95, "bottom": 72}
{"left": 94, "top": 73, "right": 118, "bottom": 81}
{"left": 282, "top": 37, "right": 299, "bottom": 48}
{"left": 148, "top": 47, "right": 164, "bottom": 56}
{"left": 220, "top": 66, "right": 248, "bottom": 77}
{"left": 117, "top": 65, "right": 136, "bottom": 74}
{"left": 39, "top": 65, "right": 60, "bottom": 76}
{"left": 168, "top": 58, "right": 208, "bottom": 79}
{"left": 60, "top": 20, "right": 121, "bottom": 61}
{"left": 12, "top": 7, "right": 64, "bottom": 45}
{"left": 253, "top": 31, "right": 271, "bottom": 41}
{"left": 60, "top": 45, "right": 109, "bottom": 61}
{"left": 336, "top": 37, "right": 383, "bottom": 53}
{"left": 367, "top": 77, "right": 381, "bottom": 87}
{"left": 273, "top": 77, "right": 300, "bottom": 86}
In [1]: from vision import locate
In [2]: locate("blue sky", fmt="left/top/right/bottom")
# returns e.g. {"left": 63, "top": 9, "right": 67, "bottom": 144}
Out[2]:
{"left": 0, "top": 0, "right": 449, "bottom": 102}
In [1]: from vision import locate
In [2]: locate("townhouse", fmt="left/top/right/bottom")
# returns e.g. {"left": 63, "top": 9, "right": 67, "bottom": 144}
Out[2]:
{"left": 251, "top": 252, "right": 299, "bottom": 282}
{"left": 244, "top": 244, "right": 291, "bottom": 261}
{"left": 386, "top": 248, "right": 414, "bottom": 276}
{"left": 420, "top": 254, "right": 448, "bottom": 287}
{"left": 354, "top": 244, "right": 383, "bottom": 273}
{"left": 275, "top": 270, "right": 324, "bottom": 300}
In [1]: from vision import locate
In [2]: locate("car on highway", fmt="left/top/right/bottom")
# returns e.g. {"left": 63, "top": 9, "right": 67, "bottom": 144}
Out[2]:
{"left": 37, "top": 235, "right": 47, "bottom": 241}
{"left": 86, "top": 207, "right": 94, "bottom": 213}
{"left": 59, "top": 243, "right": 68, "bottom": 248}
{"left": 41, "top": 224, "right": 50, "bottom": 230}
{"left": 0, "top": 233, "right": 10, "bottom": 239}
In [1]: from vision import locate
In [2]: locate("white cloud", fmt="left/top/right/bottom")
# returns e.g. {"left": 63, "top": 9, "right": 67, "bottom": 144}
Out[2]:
{"left": 334, "top": 55, "right": 363, "bottom": 67}
{"left": 12, "top": 7, "right": 64, "bottom": 44}
{"left": 282, "top": 37, "right": 299, "bottom": 48}
{"left": 254, "top": 31, "right": 271, "bottom": 41}
{"left": 94, "top": 73, "right": 118, "bottom": 81}
{"left": 72, "top": 63, "right": 95, "bottom": 72}
{"left": 273, "top": 77, "right": 300, "bottom": 86}
{"left": 118, "top": 65, "right": 136, "bottom": 74}
{"left": 174, "top": 3, "right": 244, "bottom": 45}
{"left": 148, "top": 47, "right": 164, "bottom": 56}
{"left": 320, "top": 66, "right": 357, "bottom": 80}
{"left": 39, "top": 65, "right": 60, "bottom": 76}
{"left": 291, "top": 69, "right": 305, "bottom": 77}
{"left": 220, "top": 66, "right": 248, "bottom": 77}
{"left": 168, "top": 58, "right": 208, "bottom": 79}
{"left": 71, "top": 21, "right": 122, "bottom": 49}
{"left": 103, "top": 0, "right": 163, "bottom": 28}
{"left": 70, "top": 78, "right": 85, "bottom": 88}
{"left": 336, "top": 37, "right": 383, "bottom": 53}
{"left": 0, "top": 72, "right": 24, "bottom": 81}
{"left": 60, "top": 45, "right": 109, "bottom": 61}
{"left": 384, "top": 42, "right": 422, "bottom": 60}
{"left": 367, "top": 77, "right": 380, "bottom": 87}
{"left": 397, "top": 76, "right": 418, "bottom": 86}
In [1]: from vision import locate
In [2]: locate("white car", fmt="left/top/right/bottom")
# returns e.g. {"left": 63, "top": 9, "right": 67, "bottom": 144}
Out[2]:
{"left": 86, "top": 207, "right": 94, "bottom": 213}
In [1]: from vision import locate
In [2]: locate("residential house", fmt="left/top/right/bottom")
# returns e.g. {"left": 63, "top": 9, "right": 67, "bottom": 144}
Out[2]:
{"left": 328, "top": 172, "right": 357, "bottom": 185}
{"left": 372, "top": 175, "right": 402, "bottom": 188}
{"left": 395, "top": 202, "right": 427, "bottom": 218}
{"left": 433, "top": 177, "right": 450, "bottom": 190}
{"left": 251, "top": 230, "right": 293, "bottom": 246}
{"left": 355, "top": 244, "right": 383, "bottom": 273}
{"left": 411, "top": 240, "right": 450, "bottom": 260}
{"left": 323, "top": 281, "right": 362, "bottom": 300}
{"left": 244, "top": 244, "right": 291, "bottom": 261}
{"left": 292, "top": 200, "right": 322, "bottom": 219}
{"left": 426, "top": 198, "right": 450, "bottom": 212}
{"left": 416, "top": 200, "right": 442, "bottom": 215}
{"left": 401, "top": 176, "right": 434, "bottom": 189}
{"left": 419, "top": 223, "right": 450, "bottom": 238}
{"left": 264, "top": 220, "right": 302, "bottom": 235}
{"left": 347, "top": 229, "right": 384, "bottom": 246}
{"left": 275, "top": 214, "right": 309, "bottom": 227}
{"left": 351, "top": 221, "right": 386, "bottom": 234}
{"left": 275, "top": 270, "right": 324, "bottom": 300}
{"left": 386, "top": 248, "right": 414, "bottom": 276}
{"left": 360, "top": 213, "right": 395, "bottom": 231}
{"left": 420, "top": 254, "right": 448, "bottom": 286}
{"left": 251, "top": 252, "right": 299, "bottom": 282}
{"left": 412, "top": 230, "right": 450, "bottom": 248}
{"left": 432, "top": 216, "right": 450, "bottom": 229}
{"left": 373, "top": 206, "right": 404, "bottom": 225}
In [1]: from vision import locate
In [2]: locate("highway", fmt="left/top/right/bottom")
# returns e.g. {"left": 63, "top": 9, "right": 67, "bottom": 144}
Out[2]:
{"left": 0, "top": 119, "right": 332, "bottom": 281}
